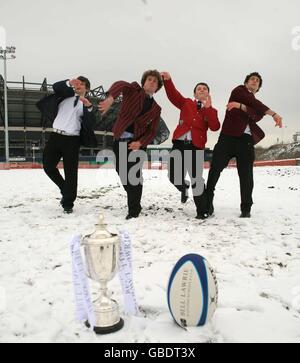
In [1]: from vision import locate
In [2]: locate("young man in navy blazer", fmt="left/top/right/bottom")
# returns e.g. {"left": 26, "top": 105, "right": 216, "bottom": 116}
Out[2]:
{"left": 37, "top": 77, "right": 96, "bottom": 214}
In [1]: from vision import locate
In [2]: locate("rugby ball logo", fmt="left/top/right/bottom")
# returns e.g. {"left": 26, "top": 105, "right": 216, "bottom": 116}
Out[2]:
{"left": 167, "top": 254, "right": 218, "bottom": 327}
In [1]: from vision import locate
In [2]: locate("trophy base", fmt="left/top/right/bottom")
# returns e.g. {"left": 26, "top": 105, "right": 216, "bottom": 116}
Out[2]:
{"left": 86, "top": 318, "right": 124, "bottom": 335}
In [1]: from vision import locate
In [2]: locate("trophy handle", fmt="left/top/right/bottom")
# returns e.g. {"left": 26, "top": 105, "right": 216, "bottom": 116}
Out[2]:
{"left": 82, "top": 235, "right": 93, "bottom": 279}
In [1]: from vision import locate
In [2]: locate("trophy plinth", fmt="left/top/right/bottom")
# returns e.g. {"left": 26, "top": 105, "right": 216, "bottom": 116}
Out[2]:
{"left": 83, "top": 215, "right": 124, "bottom": 334}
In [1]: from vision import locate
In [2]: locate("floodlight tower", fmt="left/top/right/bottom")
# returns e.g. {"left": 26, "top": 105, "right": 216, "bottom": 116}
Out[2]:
{"left": 0, "top": 46, "right": 16, "bottom": 163}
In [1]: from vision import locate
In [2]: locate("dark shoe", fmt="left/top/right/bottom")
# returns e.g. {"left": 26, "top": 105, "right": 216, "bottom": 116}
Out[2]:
{"left": 181, "top": 182, "right": 190, "bottom": 204}
{"left": 126, "top": 207, "right": 142, "bottom": 220}
{"left": 126, "top": 213, "right": 139, "bottom": 220}
{"left": 240, "top": 211, "right": 251, "bottom": 218}
{"left": 63, "top": 207, "right": 73, "bottom": 214}
{"left": 196, "top": 212, "right": 209, "bottom": 220}
{"left": 181, "top": 189, "right": 189, "bottom": 204}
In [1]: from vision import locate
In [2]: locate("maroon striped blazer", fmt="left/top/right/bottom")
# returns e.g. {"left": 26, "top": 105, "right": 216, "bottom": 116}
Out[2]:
{"left": 221, "top": 85, "right": 269, "bottom": 144}
{"left": 108, "top": 81, "right": 161, "bottom": 147}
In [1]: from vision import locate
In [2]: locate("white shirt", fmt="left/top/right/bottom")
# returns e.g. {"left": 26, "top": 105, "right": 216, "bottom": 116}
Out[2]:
{"left": 244, "top": 124, "right": 252, "bottom": 135}
{"left": 53, "top": 96, "right": 83, "bottom": 136}
{"left": 120, "top": 131, "right": 134, "bottom": 139}
{"left": 177, "top": 130, "right": 192, "bottom": 141}
{"left": 244, "top": 88, "right": 252, "bottom": 135}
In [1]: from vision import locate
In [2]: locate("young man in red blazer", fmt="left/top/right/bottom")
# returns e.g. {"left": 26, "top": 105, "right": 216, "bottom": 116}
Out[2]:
{"left": 206, "top": 72, "right": 283, "bottom": 218}
{"left": 161, "top": 72, "right": 220, "bottom": 219}
{"left": 99, "top": 70, "right": 163, "bottom": 219}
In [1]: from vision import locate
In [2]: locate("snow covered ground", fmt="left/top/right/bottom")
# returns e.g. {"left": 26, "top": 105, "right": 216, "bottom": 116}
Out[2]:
{"left": 0, "top": 167, "right": 300, "bottom": 343}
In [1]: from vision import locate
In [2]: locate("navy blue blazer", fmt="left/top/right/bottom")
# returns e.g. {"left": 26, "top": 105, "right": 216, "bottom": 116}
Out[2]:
{"left": 36, "top": 80, "right": 97, "bottom": 147}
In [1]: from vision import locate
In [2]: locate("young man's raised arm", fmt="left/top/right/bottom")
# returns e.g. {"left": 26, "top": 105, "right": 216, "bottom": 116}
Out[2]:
{"left": 161, "top": 72, "right": 186, "bottom": 110}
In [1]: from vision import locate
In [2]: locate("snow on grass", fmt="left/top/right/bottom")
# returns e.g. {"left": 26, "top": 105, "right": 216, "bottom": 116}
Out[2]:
{"left": 0, "top": 167, "right": 300, "bottom": 343}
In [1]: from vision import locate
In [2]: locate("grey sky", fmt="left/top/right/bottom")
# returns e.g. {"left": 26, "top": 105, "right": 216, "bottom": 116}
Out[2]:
{"left": 1, "top": 0, "right": 299, "bottom": 148}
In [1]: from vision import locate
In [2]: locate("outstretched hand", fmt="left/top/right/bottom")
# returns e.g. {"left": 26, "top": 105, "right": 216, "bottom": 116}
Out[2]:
{"left": 226, "top": 102, "right": 240, "bottom": 111}
{"left": 273, "top": 114, "right": 283, "bottom": 128}
{"left": 202, "top": 95, "right": 212, "bottom": 108}
{"left": 80, "top": 96, "right": 92, "bottom": 108}
{"left": 69, "top": 79, "right": 81, "bottom": 88}
{"left": 160, "top": 72, "right": 171, "bottom": 81}
{"left": 128, "top": 141, "right": 142, "bottom": 151}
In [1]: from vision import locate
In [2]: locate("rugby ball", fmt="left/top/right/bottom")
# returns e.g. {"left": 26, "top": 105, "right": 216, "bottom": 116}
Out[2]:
{"left": 167, "top": 254, "right": 218, "bottom": 327}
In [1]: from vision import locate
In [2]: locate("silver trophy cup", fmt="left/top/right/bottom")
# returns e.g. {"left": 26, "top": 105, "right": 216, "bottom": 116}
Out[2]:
{"left": 82, "top": 215, "right": 124, "bottom": 334}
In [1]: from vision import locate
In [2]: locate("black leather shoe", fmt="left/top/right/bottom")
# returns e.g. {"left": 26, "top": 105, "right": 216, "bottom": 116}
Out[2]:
{"left": 63, "top": 207, "right": 73, "bottom": 214}
{"left": 126, "top": 208, "right": 142, "bottom": 220}
{"left": 126, "top": 213, "right": 139, "bottom": 220}
{"left": 196, "top": 212, "right": 209, "bottom": 220}
{"left": 240, "top": 211, "right": 251, "bottom": 218}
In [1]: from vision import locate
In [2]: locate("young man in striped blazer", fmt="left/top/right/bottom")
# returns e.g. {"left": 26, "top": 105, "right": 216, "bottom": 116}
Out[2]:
{"left": 99, "top": 70, "right": 163, "bottom": 219}
{"left": 206, "top": 72, "right": 283, "bottom": 218}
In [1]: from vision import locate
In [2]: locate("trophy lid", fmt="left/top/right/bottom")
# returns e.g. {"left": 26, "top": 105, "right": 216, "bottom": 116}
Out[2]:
{"left": 82, "top": 215, "right": 119, "bottom": 246}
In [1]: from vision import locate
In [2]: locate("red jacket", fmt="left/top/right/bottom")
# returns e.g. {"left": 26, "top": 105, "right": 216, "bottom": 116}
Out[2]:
{"left": 221, "top": 85, "right": 269, "bottom": 144}
{"left": 109, "top": 81, "right": 161, "bottom": 147}
{"left": 163, "top": 79, "right": 220, "bottom": 149}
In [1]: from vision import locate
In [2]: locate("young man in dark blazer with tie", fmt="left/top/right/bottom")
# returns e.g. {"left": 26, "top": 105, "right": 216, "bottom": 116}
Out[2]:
{"left": 37, "top": 77, "right": 97, "bottom": 214}
{"left": 161, "top": 72, "right": 220, "bottom": 220}
{"left": 206, "top": 72, "right": 283, "bottom": 218}
{"left": 99, "top": 70, "right": 163, "bottom": 220}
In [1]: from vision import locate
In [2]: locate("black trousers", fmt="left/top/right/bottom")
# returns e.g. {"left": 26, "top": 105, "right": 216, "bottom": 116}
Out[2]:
{"left": 113, "top": 140, "right": 146, "bottom": 215}
{"left": 206, "top": 133, "right": 255, "bottom": 212}
{"left": 168, "top": 140, "right": 207, "bottom": 214}
{"left": 43, "top": 133, "right": 80, "bottom": 209}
